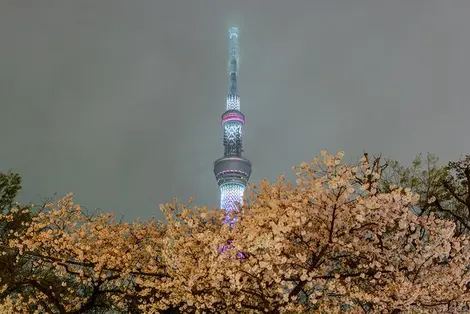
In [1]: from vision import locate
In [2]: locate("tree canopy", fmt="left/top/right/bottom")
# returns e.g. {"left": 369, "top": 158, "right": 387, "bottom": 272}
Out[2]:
{"left": 1, "top": 152, "right": 470, "bottom": 313}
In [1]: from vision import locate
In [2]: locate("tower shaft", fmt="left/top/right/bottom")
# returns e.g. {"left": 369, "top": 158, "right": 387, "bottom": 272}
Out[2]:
{"left": 214, "top": 27, "right": 252, "bottom": 219}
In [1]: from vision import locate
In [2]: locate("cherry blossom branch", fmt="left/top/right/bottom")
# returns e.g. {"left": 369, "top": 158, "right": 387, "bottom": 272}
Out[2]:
{"left": 0, "top": 244, "right": 170, "bottom": 279}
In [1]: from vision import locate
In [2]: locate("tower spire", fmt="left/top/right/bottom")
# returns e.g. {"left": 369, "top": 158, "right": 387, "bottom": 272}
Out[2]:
{"left": 214, "top": 27, "right": 252, "bottom": 222}
{"left": 228, "top": 27, "right": 240, "bottom": 100}
{"left": 226, "top": 27, "right": 241, "bottom": 112}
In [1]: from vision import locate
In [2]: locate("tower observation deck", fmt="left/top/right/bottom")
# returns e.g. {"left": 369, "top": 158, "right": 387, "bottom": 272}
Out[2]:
{"left": 214, "top": 27, "right": 252, "bottom": 219}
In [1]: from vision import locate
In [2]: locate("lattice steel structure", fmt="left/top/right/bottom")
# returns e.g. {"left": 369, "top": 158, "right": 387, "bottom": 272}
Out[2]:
{"left": 214, "top": 27, "right": 252, "bottom": 221}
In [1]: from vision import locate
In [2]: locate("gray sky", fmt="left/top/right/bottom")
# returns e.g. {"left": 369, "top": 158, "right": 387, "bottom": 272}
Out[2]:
{"left": 1, "top": 0, "right": 469, "bottom": 220}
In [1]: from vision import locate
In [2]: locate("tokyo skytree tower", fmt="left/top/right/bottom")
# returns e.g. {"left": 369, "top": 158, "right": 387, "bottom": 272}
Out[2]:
{"left": 213, "top": 27, "right": 252, "bottom": 221}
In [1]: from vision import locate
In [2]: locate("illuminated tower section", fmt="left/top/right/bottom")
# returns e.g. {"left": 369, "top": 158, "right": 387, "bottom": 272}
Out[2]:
{"left": 214, "top": 27, "right": 252, "bottom": 219}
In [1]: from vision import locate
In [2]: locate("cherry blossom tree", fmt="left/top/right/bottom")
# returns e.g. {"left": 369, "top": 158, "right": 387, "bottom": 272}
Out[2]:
{"left": 3, "top": 152, "right": 470, "bottom": 313}
{"left": 0, "top": 193, "right": 172, "bottom": 313}
{"left": 158, "top": 151, "right": 470, "bottom": 312}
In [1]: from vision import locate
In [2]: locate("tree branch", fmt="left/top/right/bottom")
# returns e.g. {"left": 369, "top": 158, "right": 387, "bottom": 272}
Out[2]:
{"left": 443, "top": 181, "right": 468, "bottom": 208}
{"left": 433, "top": 200, "right": 470, "bottom": 232}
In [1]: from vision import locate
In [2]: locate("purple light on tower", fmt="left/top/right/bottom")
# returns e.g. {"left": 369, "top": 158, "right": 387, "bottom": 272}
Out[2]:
{"left": 213, "top": 27, "right": 252, "bottom": 224}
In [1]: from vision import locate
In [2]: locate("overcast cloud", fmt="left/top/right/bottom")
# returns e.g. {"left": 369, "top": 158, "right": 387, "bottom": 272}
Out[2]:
{"left": 1, "top": 0, "right": 469, "bottom": 220}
